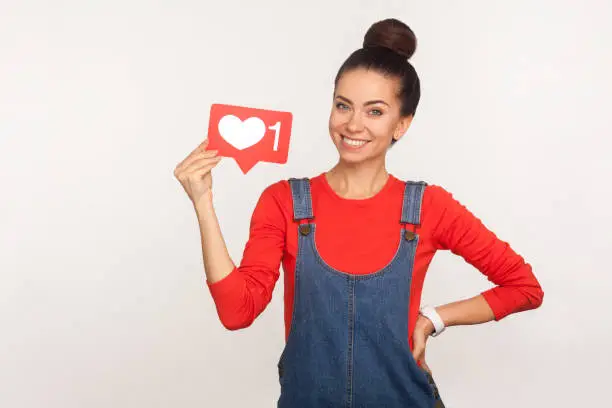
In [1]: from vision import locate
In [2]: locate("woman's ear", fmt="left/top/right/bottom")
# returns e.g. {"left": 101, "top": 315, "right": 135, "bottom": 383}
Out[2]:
{"left": 393, "top": 115, "right": 414, "bottom": 142}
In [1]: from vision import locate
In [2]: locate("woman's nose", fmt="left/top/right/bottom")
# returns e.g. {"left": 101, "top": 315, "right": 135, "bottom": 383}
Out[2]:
{"left": 346, "top": 112, "right": 364, "bottom": 132}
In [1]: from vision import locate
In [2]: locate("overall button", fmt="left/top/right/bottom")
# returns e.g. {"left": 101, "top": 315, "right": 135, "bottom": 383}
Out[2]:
{"left": 404, "top": 230, "right": 416, "bottom": 241}
{"left": 300, "top": 224, "right": 312, "bottom": 236}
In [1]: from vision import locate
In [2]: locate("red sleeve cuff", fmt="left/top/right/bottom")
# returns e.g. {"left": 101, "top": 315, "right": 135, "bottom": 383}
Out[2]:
{"left": 481, "top": 288, "right": 509, "bottom": 321}
{"left": 206, "top": 267, "right": 243, "bottom": 299}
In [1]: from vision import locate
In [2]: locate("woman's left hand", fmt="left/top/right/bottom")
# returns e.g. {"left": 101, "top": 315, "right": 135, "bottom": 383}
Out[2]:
{"left": 412, "top": 314, "right": 435, "bottom": 375}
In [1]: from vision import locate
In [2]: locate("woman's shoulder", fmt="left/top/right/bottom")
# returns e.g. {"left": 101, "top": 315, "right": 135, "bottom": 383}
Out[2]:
{"left": 423, "top": 183, "right": 454, "bottom": 202}
{"left": 257, "top": 180, "right": 290, "bottom": 211}
{"left": 419, "top": 182, "right": 478, "bottom": 228}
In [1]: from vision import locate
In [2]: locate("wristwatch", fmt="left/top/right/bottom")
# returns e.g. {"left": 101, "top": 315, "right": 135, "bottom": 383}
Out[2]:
{"left": 419, "top": 305, "right": 445, "bottom": 337}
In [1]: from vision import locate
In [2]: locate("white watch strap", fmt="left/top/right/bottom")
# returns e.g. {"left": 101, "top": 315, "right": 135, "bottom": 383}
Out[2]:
{"left": 419, "top": 305, "right": 445, "bottom": 337}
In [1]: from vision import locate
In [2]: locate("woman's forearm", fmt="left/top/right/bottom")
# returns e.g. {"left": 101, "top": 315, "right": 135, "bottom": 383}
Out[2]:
{"left": 436, "top": 295, "right": 496, "bottom": 328}
{"left": 193, "top": 193, "right": 236, "bottom": 284}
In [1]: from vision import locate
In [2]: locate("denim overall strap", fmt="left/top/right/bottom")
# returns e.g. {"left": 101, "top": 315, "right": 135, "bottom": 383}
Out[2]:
{"left": 401, "top": 181, "right": 427, "bottom": 225}
{"left": 288, "top": 178, "right": 314, "bottom": 221}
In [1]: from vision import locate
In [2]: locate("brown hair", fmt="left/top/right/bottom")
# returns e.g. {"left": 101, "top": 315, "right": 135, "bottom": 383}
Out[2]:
{"left": 334, "top": 18, "right": 421, "bottom": 143}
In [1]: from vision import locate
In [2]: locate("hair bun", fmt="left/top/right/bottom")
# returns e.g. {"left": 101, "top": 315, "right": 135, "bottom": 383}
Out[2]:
{"left": 363, "top": 18, "right": 417, "bottom": 59}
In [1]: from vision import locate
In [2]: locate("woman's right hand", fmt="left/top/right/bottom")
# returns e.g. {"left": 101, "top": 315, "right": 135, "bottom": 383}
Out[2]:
{"left": 174, "top": 138, "right": 223, "bottom": 205}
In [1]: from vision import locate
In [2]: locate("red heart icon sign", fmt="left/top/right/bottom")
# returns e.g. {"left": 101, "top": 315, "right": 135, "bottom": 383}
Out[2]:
{"left": 207, "top": 103, "right": 293, "bottom": 174}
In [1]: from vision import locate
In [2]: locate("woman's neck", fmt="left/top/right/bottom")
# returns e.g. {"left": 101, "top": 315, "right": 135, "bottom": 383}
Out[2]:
{"left": 325, "top": 160, "right": 390, "bottom": 199}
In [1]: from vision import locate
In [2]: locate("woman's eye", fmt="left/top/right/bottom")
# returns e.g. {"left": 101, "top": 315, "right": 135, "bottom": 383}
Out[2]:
{"left": 336, "top": 102, "right": 349, "bottom": 110}
{"left": 370, "top": 109, "right": 383, "bottom": 116}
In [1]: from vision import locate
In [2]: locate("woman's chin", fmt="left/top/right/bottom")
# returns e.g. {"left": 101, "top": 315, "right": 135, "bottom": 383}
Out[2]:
{"left": 337, "top": 150, "right": 372, "bottom": 165}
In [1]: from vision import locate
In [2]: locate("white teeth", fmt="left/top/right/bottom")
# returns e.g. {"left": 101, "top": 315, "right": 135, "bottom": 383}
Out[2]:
{"left": 342, "top": 136, "right": 367, "bottom": 147}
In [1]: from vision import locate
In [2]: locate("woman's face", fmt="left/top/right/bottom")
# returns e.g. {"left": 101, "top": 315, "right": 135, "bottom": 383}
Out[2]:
{"left": 329, "top": 68, "right": 412, "bottom": 165}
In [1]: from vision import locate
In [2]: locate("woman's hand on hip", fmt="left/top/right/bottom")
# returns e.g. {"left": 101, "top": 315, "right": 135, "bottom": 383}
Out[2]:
{"left": 412, "top": 314, "right": 435, "bottom": 375}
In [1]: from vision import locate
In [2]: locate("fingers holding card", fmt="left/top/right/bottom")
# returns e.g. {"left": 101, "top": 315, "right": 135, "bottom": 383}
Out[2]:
{"left": 207, "top": 104, "right": 293, "bottom": 174}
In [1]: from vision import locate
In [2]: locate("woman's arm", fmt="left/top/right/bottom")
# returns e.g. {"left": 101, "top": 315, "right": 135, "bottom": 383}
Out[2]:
{"left": 194, "top": 194, "right": 237, "bottom": 285}
{"left": 203, "top": 182, "right": 288, "bottom": 330}
{"left": 435, "top": 294, "right": 495, "bottom": 327}
{"left": 413, "top": 186, "right": 544, "bottom": 369}
{"left": 428, "top": 185, "right": 544, "bottom": 324}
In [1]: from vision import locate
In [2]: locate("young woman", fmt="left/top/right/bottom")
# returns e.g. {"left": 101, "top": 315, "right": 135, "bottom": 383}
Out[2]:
{"left": 174, "top": 18, "right": 544, "bottom": 408}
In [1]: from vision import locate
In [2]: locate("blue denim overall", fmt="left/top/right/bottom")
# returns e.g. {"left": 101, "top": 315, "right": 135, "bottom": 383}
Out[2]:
{"left": 277, "top": 178, "right": 444, "bottom": 408}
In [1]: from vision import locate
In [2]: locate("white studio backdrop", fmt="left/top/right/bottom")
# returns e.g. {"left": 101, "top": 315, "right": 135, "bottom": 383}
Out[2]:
{"left": 1, "top": 1, "right": 611, "bottom": 407}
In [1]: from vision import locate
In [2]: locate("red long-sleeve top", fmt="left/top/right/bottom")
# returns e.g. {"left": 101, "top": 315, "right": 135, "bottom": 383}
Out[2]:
{"left": 207, "top": 173, "right": 544, "bottom": 343}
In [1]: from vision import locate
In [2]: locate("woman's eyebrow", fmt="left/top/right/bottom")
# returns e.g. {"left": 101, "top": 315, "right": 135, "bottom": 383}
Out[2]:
{"left": 335, "top": 95, "right": 390, "bottom": 107}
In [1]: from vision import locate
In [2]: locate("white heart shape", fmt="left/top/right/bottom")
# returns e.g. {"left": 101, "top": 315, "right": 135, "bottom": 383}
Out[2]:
{"left": 218, "top": 115, "right": 266, "bottom": 150}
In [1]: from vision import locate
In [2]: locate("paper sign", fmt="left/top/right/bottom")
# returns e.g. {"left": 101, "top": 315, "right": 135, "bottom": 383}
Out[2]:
{"left": 206, "top": 103, "right": 293, "bottom": 174}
